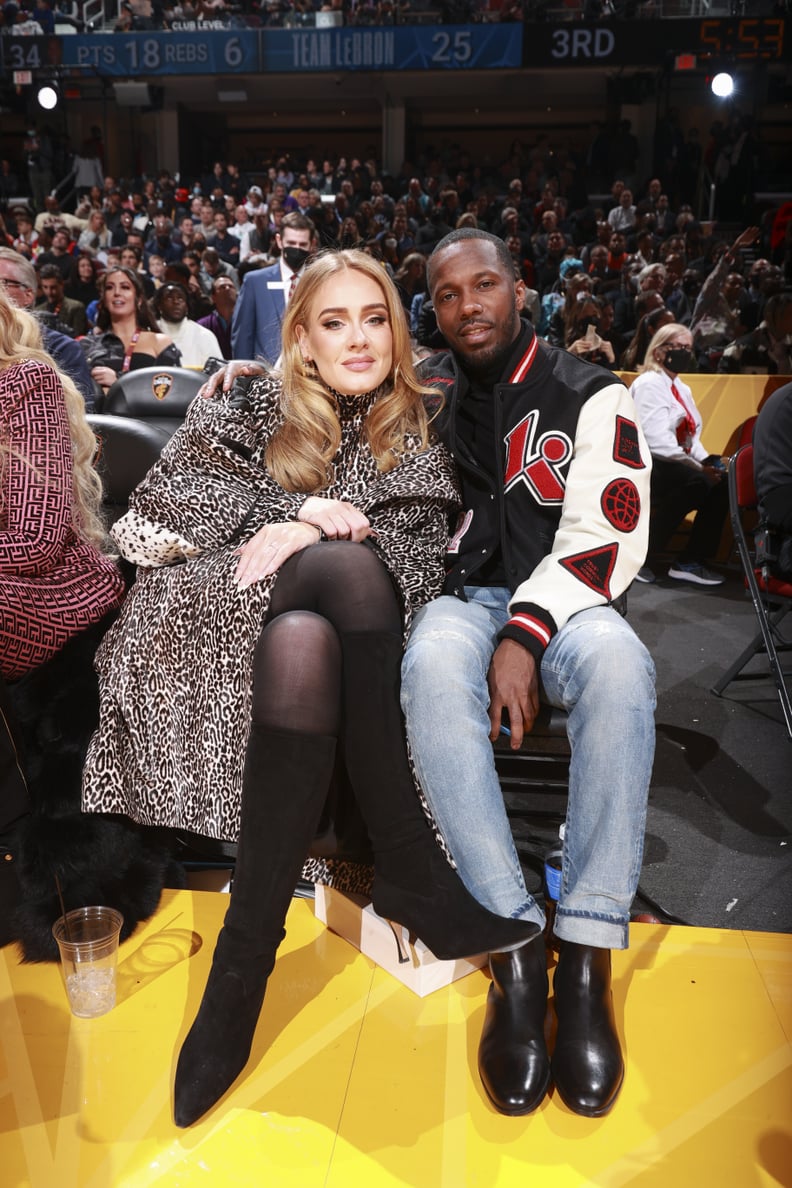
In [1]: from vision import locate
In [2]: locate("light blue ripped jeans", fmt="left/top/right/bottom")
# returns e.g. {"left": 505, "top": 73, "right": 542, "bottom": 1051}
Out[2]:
{"left": 401, "top": 589, "right": 656, "bottom": 949}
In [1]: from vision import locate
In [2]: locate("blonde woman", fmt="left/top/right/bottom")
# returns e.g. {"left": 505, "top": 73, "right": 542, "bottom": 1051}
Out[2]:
{"left": 630, "top": 321, "right": 728, "bottom": 586}
{"left": 82, "top": 249, "right": 536, "bottom": 1126}
{"left": 0, "top": 288, "right": 125, "bottom": 680}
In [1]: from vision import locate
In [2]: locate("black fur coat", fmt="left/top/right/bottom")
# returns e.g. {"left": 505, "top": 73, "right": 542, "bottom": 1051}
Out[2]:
{"left": 2, "top": 614, "right": 182, "bottom": 962}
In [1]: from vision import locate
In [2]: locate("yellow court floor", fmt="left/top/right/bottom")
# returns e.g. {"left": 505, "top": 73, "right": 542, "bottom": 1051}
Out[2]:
{"left": 1, "top": 888, "right": 790, "bottom": 1188}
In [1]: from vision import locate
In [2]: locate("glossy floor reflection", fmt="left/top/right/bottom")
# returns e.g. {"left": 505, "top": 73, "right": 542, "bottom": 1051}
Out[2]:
{"left": 1, "top": 888, "right": 790, "bottom": 1187}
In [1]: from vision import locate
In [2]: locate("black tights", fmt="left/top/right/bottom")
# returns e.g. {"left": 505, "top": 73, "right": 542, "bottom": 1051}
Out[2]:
{"left": 250, "top": 541, "right": 402, "bottom": 737}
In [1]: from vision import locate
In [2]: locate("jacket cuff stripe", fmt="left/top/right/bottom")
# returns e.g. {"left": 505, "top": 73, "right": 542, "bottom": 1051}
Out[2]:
{"left": 507, "top": 613, "right": 552, "bottom": 646}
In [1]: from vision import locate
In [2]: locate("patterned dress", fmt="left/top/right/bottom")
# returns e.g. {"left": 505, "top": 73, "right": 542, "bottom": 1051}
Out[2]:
{"left": 0, "top": 360, "right": 126, "bottom": 681}
{"left": 82, "top": 376, "right": 460, "bottom": 866}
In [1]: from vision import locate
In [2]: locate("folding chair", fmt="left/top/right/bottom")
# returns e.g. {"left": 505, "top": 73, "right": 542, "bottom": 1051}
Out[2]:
{"left": 711, "top": 444, "right": 792, "bottom": 740}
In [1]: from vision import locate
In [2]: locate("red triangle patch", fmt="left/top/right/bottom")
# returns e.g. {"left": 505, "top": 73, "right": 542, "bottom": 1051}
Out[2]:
{"left": 560, "top": 543, "right": 619, "bottom": 598}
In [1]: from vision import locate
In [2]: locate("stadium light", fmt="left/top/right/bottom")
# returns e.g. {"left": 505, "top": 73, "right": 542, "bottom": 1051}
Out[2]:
{"left": 711, "top": 72, "right": 735, "bottom": 99}
{"left": 36, "top": 83, "right": 59, "bottom": 110}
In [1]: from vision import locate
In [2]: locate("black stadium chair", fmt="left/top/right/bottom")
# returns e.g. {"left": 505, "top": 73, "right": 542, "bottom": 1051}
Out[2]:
{"left": 88, "top": 413, "right": 172, "bottom": 526}
{"left": 101, "top": 366, "right": 204, "bottom": 437}
{"left": 494, "top": 705, "right": 571, "bottom": 804}
{"left": 711, "top": 444, "right": 792, "bottom": 740}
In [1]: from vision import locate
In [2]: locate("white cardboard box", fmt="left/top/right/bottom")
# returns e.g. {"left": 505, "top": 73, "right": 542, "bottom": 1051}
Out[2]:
{"left": 314, "top": 884, "right": 487, "bottom": 998}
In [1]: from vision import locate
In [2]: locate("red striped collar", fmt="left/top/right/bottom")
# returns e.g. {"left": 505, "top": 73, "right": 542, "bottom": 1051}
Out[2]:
{"left": 508, "top": 333, "right": 539, "bottom": 384}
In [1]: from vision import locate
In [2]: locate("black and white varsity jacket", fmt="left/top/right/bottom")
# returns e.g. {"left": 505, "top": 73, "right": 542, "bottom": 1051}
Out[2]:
{"left": 419, "top": 329, "right": 652, "bottom": 661}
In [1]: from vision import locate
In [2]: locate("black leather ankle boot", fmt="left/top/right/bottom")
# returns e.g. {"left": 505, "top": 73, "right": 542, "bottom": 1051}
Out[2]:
{"left": 551, "top": 941, "right": 624, "bottom": 1117}
{"left": 477, "top": 934, "right": 550, "bottom": 1115}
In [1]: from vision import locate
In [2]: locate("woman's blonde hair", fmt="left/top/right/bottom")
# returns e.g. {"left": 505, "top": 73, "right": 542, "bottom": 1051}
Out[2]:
{"left": 267, "top": 248, "right": 434, "bottom": 492}
{"left": 0, "top": 288, "right": 107, "bottom": 547}
{"left": 639, "top": 321, "right": 691, "bottom": 374}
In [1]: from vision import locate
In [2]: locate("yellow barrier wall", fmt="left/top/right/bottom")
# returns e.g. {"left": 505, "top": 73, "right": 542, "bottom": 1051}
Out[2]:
{"left": 617, "top": 373, "right": 791, "bottom": 456}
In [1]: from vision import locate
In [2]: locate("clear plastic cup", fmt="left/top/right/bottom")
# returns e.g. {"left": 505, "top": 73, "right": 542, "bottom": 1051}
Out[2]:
{"left": 52, "top": 906, "right": 124, "bottom": 1018}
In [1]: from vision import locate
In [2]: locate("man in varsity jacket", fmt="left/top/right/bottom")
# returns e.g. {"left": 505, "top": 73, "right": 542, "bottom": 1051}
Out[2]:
{"left": 402, "top": 229, "right": 656, "bottom": 1119}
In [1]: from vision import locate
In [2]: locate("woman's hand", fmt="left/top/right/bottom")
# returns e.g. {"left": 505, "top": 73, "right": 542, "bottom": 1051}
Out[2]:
{"left": 297, "top": 496, "right": 373, "bottom": 541}
{"left": 91, "top": 365, "right": 118, "bottom": 390}
{"left": 200, "top": 360, "right": 267, "bottom": 400}
{"left": 234, "top": 521, "right": 321, "bottom": 588}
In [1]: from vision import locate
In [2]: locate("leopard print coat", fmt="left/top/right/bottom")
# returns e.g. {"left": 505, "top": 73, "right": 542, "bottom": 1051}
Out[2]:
{"left": 81, "top": 376, "right": 460, "bottom": 891}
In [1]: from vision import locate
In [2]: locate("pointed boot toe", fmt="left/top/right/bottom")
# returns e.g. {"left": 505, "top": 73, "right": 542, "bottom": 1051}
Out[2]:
{"left": 551, "top": 942, "right": 624, "bottom": 1118}
{"left": 477, "top": 938, "right": 551, "bottom": 1116}
{"left": 173, "top": 967, "right": 267, "bottom": 1128}
{"left": 371, "top": 855, "right": 541, "bottom": 961}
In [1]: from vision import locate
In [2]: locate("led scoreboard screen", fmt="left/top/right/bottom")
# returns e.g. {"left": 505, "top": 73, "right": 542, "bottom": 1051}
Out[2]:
{"left": 0, "top": 17, "right": 785, "bottom": 77}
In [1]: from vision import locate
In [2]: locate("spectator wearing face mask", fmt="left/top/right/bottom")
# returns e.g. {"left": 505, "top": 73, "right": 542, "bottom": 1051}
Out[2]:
{"left": 231, "top": 212, "right": 315, "bottom": 365}
{"left": 630, "top": 322, "right": 728, "bottom": 587}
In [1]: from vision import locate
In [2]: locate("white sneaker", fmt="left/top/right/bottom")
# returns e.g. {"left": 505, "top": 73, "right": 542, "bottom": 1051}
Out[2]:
{"left": 668, "top": 561, "right": 724, "bottom": 587}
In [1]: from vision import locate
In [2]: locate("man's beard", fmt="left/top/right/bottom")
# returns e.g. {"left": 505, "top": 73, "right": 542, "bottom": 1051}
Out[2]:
{"left": 459, "top": 336, "right": 515, "bottom": 382}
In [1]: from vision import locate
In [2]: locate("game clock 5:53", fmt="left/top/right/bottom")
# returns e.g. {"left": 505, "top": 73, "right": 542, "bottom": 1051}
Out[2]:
{"left": 698, "top": 18, "right": 785, "bottom": 61}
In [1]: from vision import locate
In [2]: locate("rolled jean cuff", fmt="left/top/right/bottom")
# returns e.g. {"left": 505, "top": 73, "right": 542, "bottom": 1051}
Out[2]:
{"left": 493, "top": 900, "right": 546, "bottom": 953}
{"left": 553, "top": 906, "right": 630, "bottom": 950}
{"left": 516, "top": 899, "right": 546, "bottom": 931}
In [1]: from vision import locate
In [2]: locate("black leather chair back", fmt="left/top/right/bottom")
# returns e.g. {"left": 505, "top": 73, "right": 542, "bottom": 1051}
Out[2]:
{"left": 102, "top": 366, "right": 203, "bottom": 436}
{"left": 88, "top": 413, "right": 172, "bottom": 525}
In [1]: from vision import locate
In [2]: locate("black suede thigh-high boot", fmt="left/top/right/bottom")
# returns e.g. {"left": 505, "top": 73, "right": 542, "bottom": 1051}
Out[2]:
{"left": 265, "top": 546, "right": 537, "bottom": 958}
{"left": 173, "top": 724, "right": 336, "bottom": 1128}
{"left": 551, "top": 941, "right": 624, "bottom": 1117}
{"left": 339, "top": 631, "right": 539, "bottom": 960}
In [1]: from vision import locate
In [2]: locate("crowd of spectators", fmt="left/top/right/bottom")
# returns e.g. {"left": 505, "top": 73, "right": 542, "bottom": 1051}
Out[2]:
{"left": 3, "top": 0, "right": 787, "bottom": 34}
{"left": 0, "top": 0, "right": 511, "bottom": 34}
{"left": 0, "top": 125, "right": 790, "bottom": 381}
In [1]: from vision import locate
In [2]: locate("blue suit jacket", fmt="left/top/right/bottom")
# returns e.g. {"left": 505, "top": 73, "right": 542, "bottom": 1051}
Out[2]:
{"left": 43, "top": 326, "right": 97, "bottom": 410}
{"left": 231, "top": 262, "right": 285, "bottom": 364}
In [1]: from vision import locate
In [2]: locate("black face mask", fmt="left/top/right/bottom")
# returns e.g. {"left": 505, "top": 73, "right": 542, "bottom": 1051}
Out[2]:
{"left": 282, "top": 246, "right": 310, "bottom": 271}
{"left": 664, "top": 347, "right": 693, "bottom": 374}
